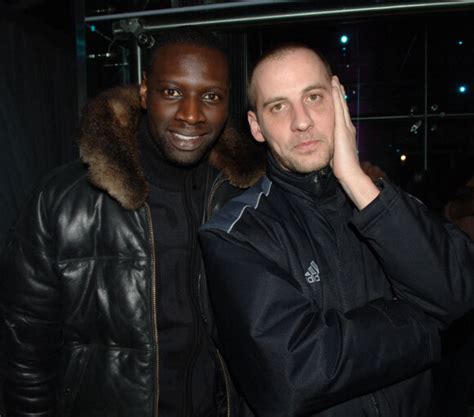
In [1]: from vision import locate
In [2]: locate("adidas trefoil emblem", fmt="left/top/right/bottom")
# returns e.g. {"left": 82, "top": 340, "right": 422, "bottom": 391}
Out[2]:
{"left": 305, "top": 260, "right": 320, "bottom": 284}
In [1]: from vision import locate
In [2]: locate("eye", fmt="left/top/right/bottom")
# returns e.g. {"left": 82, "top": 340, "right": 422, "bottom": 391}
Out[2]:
{"left": 270, "top": 103, "right": 286, "bottom": 113}
{"left": 162, "top": 88, "right": 181, "bottom": 98}
{"left": 202, "top": 92, "right": 221, "bottom": 102}
{"left": 306, "top": 94, "right": 322, "bottom": 104}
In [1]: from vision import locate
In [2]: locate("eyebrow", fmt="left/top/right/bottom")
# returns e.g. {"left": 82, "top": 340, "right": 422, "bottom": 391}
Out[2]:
{"left": 156, "top": 79, "right": 228, "bottom": 92}
{"left": 261, "top": 83, "right": 330, "bottom": 109}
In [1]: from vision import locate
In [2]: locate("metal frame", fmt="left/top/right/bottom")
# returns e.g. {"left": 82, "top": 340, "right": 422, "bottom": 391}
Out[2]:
{"left": 85, "top": 1, "right": 474, "bottom": 29}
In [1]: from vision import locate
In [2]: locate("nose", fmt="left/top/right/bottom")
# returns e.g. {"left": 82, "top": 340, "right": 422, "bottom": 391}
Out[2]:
{"left": 290, "top": 102, "right": 314, "bottom": 132}
{"left": 176, "top": 97, "right": 205, "bottom": 125}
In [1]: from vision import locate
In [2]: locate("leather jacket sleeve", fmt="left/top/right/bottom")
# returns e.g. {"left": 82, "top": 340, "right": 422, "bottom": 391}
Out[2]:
{"left": 199, "top": 231, "right": 441, "bottom": 417}
{"left": 2, "top": 185, "right": 62, "bottom": 417}
{"left": 351, "top": 179, "right": 474, "bottom": 327}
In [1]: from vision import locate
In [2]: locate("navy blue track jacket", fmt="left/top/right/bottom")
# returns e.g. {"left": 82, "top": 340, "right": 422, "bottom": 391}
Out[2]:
{"left": 199, "top": 153, "right": 474, "bottom": 417}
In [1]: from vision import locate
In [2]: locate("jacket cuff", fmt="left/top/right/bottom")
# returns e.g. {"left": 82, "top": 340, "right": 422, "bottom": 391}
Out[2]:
{"left": 350, "top": 179, "right": 400, "bottom": 232}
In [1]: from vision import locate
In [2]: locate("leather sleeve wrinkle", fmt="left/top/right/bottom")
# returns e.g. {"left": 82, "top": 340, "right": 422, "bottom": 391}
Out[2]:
{"left": 2, "top": 184, "right": 62, "bottom": 417}
{"left": 200, "top": 231, "right": 440, "bottom": 417}
{"left": 8, "top": 231, "right": 55, "bottom": 258}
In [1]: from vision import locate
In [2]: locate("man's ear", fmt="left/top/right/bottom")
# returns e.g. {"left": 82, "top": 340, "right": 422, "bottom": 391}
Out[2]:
{"left": 247, "top": 111, "right": 265, "bottom": 143}
{"left": 139, "top": 74, "right": 148, "bottom": 110}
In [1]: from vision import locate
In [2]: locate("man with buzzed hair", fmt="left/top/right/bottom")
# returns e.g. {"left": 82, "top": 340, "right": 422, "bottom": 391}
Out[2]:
{"left": 200, "top": 43, "right": 474, "bottom": 416}
{"left": 1, "top": 28, "right": 262, "bottom": 417}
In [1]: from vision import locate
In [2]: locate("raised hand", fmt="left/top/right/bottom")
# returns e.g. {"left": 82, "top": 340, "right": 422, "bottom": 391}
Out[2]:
{"left": 330, "top": 75, "right": 359, "bottom": 182}
{"left": 331, "top": 76, "right": 380, "bottom": 210}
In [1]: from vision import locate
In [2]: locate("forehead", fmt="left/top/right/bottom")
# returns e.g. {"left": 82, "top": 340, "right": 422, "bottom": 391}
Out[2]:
{"left": 150, "top": 43, "right": 229, "bottom": 84}
{"left": 253, "top": 49, "right": 330, "bottom": 102}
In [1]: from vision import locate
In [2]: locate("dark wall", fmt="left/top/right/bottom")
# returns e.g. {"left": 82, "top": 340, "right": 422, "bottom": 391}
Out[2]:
{"left": 0, "top": 5, "right": 79, "bottom": 412}
{"left": 0, "top": 8, "right": 78, "bottom": 248}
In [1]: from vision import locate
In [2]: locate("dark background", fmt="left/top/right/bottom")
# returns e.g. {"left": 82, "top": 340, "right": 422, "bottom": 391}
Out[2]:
{"left": 1, "top": 0, "right": 473, "bottom": 415}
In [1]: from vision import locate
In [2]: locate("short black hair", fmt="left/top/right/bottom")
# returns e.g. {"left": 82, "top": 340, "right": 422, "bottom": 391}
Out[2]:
{"left": 144, "top": 28, "right": 229, "bottom": 75}
{"left": 247, "top": 42, "right": 332, "bottom": 112}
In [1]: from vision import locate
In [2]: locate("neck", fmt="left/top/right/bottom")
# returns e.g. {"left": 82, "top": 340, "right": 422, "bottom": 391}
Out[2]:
{"left": 139, "top": 120, "right": 208, "bottom": 189}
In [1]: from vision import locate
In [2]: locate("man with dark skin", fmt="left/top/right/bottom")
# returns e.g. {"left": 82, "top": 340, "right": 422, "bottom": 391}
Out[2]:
{"left": 142, "top": 43, "right": 229, "bottom": 165}
{"left": 1, "top": 29, "right": 261, "bottom": 417}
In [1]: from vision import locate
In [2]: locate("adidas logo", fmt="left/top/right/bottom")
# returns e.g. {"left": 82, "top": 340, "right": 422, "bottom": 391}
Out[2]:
{"left": 305, "top": 260, "right": 320, "bottom": 284}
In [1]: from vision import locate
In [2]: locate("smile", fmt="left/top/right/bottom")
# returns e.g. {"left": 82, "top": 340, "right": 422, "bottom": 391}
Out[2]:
{"left": 172, "top": 132, "right": 203, "bottom": 141}
{"left": 169, "top": 131, "right": 207, "bottom": 151}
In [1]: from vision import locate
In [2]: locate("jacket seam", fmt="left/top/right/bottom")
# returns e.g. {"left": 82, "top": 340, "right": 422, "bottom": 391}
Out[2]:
{"left": 57, "top": 255, "right": 147, "bottom": 264}
{"left": 227, "top": 180, "right": 272, "bottom": 234}
{"left": 65, "top": 343, "right": 152, "bottom": 352}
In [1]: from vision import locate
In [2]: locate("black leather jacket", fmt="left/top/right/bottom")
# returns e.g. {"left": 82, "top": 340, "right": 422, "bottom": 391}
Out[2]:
{"left": 1, "top": 86, "right": 264, "bottom": 417}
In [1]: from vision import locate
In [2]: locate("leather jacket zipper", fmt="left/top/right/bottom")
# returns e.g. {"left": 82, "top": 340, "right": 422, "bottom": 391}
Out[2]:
{"left": 216, "top": 348, "right": 231, "bottom": 417}
{"left": 197, "top": 268, "right": 231, "bottom": 415}
{"left": 145, "top": 203, "right": 160, "bottom": 417}
{"left": 371, "top": 393, "right": 381, "bottom": 417}
{"left": 197, "top": 273, "right": 207, "bottom": 323}
{"left": 205, "top": 173, "right": 227, "bottom": 220}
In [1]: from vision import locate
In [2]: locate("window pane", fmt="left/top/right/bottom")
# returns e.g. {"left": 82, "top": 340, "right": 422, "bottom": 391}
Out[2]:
{"left": 247, "top": 17, "right": 425, "bottom": 118}
{"left": 356, "top": 118, "right": 425, "bottom": 188}
{"left": 428, "top": 15, "right": 474, "bottom": 115}
{"left": 86, "top": 22, "right": 131, "bottom": 98}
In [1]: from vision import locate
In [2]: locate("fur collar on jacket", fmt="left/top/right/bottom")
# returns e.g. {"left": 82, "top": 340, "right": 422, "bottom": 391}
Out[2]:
{"left": 78, "top": 85, "right": 265, "bottom": 210}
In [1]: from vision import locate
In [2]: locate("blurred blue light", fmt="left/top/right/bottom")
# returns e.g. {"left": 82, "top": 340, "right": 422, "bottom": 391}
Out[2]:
{"left": 458, "top": 85, "right": 468, "bottom": 94}
{"left": 458, "top": 40, "right": 463, "bottom": 45}
{"left": 90, "top": 25, "right": 96, "bottom": 32}
{"left": 340, "top": 35, "right": 349, "bottom": 44}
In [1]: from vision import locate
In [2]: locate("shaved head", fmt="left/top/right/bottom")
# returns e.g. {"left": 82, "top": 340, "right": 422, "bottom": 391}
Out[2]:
{"left": 248, "top": 43, "right": 332, "bottom": 112}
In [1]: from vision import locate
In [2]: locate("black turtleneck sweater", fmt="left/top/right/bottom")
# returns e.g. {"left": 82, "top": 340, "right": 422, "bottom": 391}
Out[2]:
{"left": 138, "top": 123, "right": 216, "bottom": 417}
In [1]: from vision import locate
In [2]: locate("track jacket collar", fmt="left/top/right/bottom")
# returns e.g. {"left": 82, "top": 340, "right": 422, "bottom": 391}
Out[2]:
{"left": 266, "top": 151, "right": 338, "bottom": 203}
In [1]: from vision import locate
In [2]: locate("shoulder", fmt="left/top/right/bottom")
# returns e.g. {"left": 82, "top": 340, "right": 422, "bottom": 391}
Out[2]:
{"left": 36, "top": 160, "right": 92, "bottom": 199}
{"left": 201, "top": 176, "right": 274, "bottom": 235}
{"left": 20, "top": 159, "right": 104, "bottom": 217}
{"left": 7, "top": 160, "right": 97, "bottom": 247}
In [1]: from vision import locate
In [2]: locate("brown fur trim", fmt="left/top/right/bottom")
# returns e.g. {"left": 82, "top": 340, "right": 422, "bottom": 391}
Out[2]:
{"left": 78, "top": 85, "right": 265, "bottom": 210}
{"left": 78, "top": 86, "right": 147, "bottom": 210}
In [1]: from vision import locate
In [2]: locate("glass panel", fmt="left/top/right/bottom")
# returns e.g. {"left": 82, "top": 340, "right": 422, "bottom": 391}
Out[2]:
{"left": 355, "top": 118, "right": 425, "bottom": 192}
{"left": 426, "top": 116, "right": 474, "bottom": 209}
{"left": 247, "top": 17, "right": 425, "bottom": 118}
{"left": 428, "top": 14, "right": 474, "bottom": 115}
{"left": 356, "top": 116, "right": 474, "bottom": 211}
{"left": 86, "top": 21, "right": 131, "bottom": 97}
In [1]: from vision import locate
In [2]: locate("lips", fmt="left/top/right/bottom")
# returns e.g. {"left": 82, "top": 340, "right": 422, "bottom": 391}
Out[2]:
{"left": 169, "top": 131, "right": 207, "bottom": 151}
{"left": 293, "top": 140, "right": 320, "bottom": 153}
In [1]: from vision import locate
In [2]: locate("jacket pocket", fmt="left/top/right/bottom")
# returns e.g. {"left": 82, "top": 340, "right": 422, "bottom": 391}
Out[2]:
{"left": 57, "top": 345, "right": 93, "bottom": 417}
